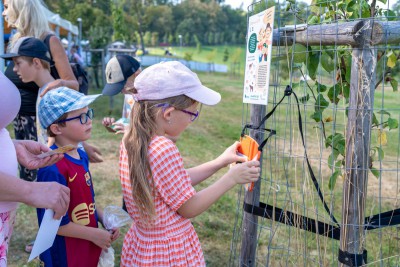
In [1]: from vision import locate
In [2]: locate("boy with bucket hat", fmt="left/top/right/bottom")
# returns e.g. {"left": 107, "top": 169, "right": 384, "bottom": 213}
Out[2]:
{"left": 36, "top": 87, "right": 119, "bottom": 266}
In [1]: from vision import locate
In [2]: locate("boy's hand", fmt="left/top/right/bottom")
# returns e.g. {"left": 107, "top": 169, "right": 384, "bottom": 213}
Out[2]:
{"left": 110, "top": 228, "right": 120, "bottom": 242}
{"left": 82, "top": 142, "right": 103, "bottom": 163}
{"left": 91, "top": 228, "right": 112, "bottom": 249}
{"left": 227, "top": 158, "right": 260, "bottom": 185}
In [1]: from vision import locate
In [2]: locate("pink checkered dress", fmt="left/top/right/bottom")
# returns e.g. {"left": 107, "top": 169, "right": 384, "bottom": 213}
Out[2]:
{"left": 119, "top": 136, "right": 205, "bottom": 266}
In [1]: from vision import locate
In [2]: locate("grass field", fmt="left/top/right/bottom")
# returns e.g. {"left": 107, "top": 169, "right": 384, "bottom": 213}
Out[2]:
{"left": 147, "top": 45, "right": 246, "bottom": 71}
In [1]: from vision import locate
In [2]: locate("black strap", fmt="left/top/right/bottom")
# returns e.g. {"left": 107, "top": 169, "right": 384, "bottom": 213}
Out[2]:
{"left": 243, "top": 202, "right": 341, "bottom": 240}
{"left": 291, "top": 89, "right": 339, "bottom": 225}
{"left": 43, "top": 34, "right": 60, "bottom": 79}
{"left": 338, "top": 249, "right": 367, "bottom": 266}
{"left": 365, "top": 208, "right": 400, "bottom": 229}
{"left": 245, "top": 201, "right": 400, "bottom": 235}
{"left": 242, "top": 85, "right": 339, "bottom": 226}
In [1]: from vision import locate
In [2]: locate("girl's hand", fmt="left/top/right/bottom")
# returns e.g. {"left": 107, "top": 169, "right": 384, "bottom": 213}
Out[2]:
{"left": 110, "top": 228, "right": 120, "bottom": 242}
{"left": 111, "top": 122, "right": 126, "bottom": 135}
{"left": 217, "top": 141, "right": 247, "bottom": 167}
{"left": 227, "top": 159, "right": 260, "bottom": 185}
{"left": 102, "top": 117, "right": 117, "bottom": 133}
{"left": 91, "top": 228, "right": 112, "bottom": 249}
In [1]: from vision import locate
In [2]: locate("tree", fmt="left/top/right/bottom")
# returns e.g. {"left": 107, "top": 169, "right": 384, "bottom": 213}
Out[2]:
{"left": 151, "top": 32, "right": 159, "bottom": 46}
{"left": 111, "top": 2, "right": 127, "bottom": 41}
{"left": 144, "top": 5, "right": 174, "bottom": 43}
{"left": 223, "top": 47, "right": 229, "bottom": 62}
{"left": 88, "top": 25, "right": 111, "bottom": 88}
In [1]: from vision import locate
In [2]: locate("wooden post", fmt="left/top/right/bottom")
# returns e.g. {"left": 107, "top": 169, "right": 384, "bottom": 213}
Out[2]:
{"left": 240, "top": 104, "right": 265, "bottom": 266}
{"left": 339, "top": 20, "right": 377, "bottom": 267}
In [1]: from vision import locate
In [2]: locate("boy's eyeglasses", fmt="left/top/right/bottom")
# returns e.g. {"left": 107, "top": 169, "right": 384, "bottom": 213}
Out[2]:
{"left": 57, "top": 108, "right": 94, "bottom": 124}
{"left": 155, "top": 103, "right": 199, "bottom": 122}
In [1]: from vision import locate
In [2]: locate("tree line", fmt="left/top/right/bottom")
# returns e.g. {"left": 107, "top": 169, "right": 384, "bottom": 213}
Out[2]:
{"left": 42, "top": 0, "right": 248, "bottom": 51}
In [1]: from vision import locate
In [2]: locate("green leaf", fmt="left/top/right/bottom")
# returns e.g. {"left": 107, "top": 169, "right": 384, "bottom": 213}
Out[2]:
{"left": 376, "top": 147, "right": 385, "bottom": 161}
{"left": 321, "top": 52, "right": 335, "bottom": 73}
{"left": 344, "top": 55, "right": 352, "bottom": 83}
{"left": 290, "top": 44, "right": 308, "bottom": 63}
{"left": 308, "top": 15, "right": 319, "bottom": 25}
{"left": 299, "top": 94, "right": 310, "bottom": 103}
{"left": 328, "top": 171, "right": 340, "bottom": 190}
{"left": 328, "top": 150, "right": 340, "bottom": 167}
{"left": 378, "top": 0, "right": 387, "bottom": 4}
{"left": 361, "top": 1, "right": 370, "bottom": 18}
{"left": 342, "top": 83, "right": 350, "bottom": 101}
{"left": 315, "top": 94, "right": 329, "bottom": 112}
{"left": 372, "top": 113, "right": 379, "bottom": 127}
{"left": 307, "top": 52, "right": 319, "bottom": 80}
{"left": 311, "top": 111, "right": 323, "bottom": 122}
{"left": 336, "top": 140, "right": 346, "bottom": 155}
{"left": 390, "top": 78, "right": 398, "bottom": 92}
{"left": 335, "top": 159, "right": 343, "bottom": 171}
{"left": 383, "top": 10, "right": 396, "bottom": 21}
{"left": 388, "top": 117, "right": 399, "bottom": 130}
{"left": 315, "top": 81, "right": 328, "bottom": 92}
{"left": 387, "top": 51, "right": 397, "bottom": 68}
{"left": 327, "top": 85, "right": 342, "bottom": 104}
{"left": 325, "top": 133, "right": 344, "bottom": 149}
{"left": 377, "top": 110, "right": 391, "bottom": 116}
{"left": 370, "top": 167, "right": 380, "bottom": 178}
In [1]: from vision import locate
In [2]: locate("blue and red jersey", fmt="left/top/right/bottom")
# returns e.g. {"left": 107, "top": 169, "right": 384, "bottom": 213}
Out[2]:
{"left": 37, "top": 145, "right": 101, "bottom": 267}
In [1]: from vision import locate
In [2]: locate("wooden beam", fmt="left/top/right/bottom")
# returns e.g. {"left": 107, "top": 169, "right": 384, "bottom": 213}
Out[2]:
{"left": 273, "top": 20, "right": 400, "bottom": 46}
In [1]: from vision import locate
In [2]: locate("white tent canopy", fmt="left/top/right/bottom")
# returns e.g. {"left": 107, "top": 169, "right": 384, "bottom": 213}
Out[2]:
{"left": 43, "top": 7, "right": 78, "bottom": 36}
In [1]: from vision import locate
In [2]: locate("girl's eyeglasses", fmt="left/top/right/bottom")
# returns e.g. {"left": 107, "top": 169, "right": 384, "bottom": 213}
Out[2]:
{"left": 57, "top": 108, "right": 94, "bottom": 124}
{"left": 156, "top": 103, "right": 199, "bottom": 122}
{"left": 178, "top": 109, "right": 199, "bottom": 122}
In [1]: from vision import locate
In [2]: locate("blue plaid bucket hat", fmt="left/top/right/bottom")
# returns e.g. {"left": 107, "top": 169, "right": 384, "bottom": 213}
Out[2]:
{"left": 39, "top": 87, "right": 101, "bottom": 129}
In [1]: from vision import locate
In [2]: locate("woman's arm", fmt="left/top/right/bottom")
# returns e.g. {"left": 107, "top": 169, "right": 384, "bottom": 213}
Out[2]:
{"left": 40, "top": 36, "right": 79, "bottom": 95}
{"left": 0, "top": 171, "right": 70, "bottom": 219}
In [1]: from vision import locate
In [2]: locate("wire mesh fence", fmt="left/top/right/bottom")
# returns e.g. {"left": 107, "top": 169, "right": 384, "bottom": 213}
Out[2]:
{"left": 229, "top": 0, "right": 400, "bottom": 266}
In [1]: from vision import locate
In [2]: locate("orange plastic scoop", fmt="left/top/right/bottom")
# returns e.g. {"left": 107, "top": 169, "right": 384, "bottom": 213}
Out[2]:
{"left": 237, "top": 135, "right": 261, "bottom": 191}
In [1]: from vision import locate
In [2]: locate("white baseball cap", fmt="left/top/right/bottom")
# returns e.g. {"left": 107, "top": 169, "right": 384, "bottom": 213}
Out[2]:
{"left": 133, "top": 61, "right": 221, "bottom": 106}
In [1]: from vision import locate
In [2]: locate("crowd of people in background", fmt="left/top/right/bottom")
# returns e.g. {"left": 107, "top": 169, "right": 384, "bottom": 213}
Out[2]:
{"left": 0, "top": 0, "right": 260, "bottom": 266}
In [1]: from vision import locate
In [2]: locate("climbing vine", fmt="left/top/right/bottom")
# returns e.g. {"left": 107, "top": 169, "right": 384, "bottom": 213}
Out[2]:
{"left": 285, "top": 0, "right": 399, "bottom": 189}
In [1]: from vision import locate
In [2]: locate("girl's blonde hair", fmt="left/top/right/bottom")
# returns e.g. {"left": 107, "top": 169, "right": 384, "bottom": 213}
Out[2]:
{"left": 7, "top": 0, "right": 51, "bottom": 49}
{"left": 123, "top": 95, "right": 197, "bottom": 221}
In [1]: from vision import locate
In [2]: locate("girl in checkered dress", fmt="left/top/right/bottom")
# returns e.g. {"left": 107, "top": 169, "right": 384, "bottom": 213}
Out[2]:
{"left": 119, "top": 61, "right": 260, "bottom": 266}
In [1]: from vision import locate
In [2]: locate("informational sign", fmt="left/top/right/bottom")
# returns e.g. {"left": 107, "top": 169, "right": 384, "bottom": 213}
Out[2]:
{"left": 243, "top": 6, "right": 275, "bottom": 105}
